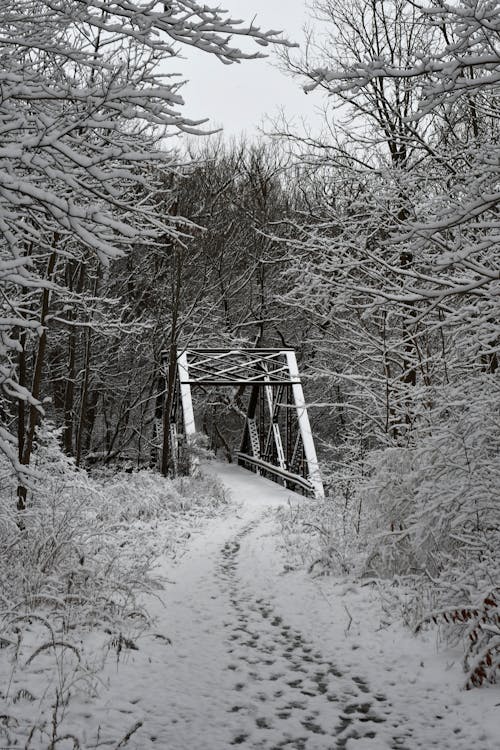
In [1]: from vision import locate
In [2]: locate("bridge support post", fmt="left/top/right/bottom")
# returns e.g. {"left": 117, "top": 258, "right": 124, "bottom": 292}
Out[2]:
{"left": 285, "top": 351, "right": 324, "bottom": 500}
{"left": 177, "top": 350, "right": 199, "bottom": 474}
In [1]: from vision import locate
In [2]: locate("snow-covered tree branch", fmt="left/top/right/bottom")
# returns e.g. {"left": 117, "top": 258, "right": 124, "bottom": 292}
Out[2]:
{"left": 0, "top": 0, "right": 292, "bottom": 493}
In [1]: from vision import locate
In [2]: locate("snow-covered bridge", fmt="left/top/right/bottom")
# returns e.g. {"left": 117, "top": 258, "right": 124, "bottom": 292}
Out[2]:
{"left": 160, "top": 347, "right": 325, "bottom": 499}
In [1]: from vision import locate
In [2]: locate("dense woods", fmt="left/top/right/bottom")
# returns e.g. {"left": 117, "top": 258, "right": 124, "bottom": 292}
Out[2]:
{"left": 1, "top": 0, "right": 499, "bottom": 715}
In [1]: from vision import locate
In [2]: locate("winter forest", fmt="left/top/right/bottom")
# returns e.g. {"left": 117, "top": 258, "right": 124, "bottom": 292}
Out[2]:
{"left": 0, "top": 1, "right": 499, "bottom": 748}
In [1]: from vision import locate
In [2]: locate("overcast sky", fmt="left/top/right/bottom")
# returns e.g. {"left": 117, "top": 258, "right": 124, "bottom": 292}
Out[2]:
{"left": 173, "top": 0, "right": 326, "bottom": 139}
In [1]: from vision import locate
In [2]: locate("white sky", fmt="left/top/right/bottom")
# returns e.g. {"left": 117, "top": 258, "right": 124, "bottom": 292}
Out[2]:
{"left": 171, "top": 0, "right": 326, "bottom": 139}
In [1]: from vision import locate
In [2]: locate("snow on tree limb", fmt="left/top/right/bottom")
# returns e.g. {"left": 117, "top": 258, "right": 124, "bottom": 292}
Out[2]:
{"left": 305, "top": 0, "right": 500, "bottom": 115}
{"left": 0, "top": 0, "right": 294, "bottom": 481}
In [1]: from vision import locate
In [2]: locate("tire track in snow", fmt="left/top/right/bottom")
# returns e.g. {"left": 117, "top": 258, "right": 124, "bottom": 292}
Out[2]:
{"left": 216, "top": 518, "right": 412, "bottom": 750}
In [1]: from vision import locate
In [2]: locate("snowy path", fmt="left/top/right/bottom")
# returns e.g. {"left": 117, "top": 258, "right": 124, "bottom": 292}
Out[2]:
{"left": 76, "top": 463, "right": 498, "bottom": 749}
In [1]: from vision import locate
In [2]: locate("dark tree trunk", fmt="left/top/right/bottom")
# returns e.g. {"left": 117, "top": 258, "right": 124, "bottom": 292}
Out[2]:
{"left": 17, "top": 244, "right": 58, "bottom": 510}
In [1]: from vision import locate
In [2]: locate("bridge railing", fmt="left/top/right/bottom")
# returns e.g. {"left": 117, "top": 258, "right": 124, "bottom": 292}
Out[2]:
{"left": 235, "top": 452, "right": 315, "bottom": 497}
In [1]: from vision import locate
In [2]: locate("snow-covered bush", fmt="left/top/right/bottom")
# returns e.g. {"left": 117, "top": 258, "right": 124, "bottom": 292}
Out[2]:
{"left": 1, "top": 428, "right": 153, "bottom": 626}
{"left": 359, "top": 375, "right": 500, "bottom": 687}
{"left": 93, "top": 463, "right": 226, "bottom": 522}
{"left": 277, "top": 451, "right": 369, "bottom": 577}
{"left": 363, "top": 376, "right": 499, "bottom": 582}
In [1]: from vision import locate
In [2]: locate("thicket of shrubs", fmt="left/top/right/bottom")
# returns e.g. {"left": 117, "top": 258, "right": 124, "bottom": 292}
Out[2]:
{"left": 280, "top": 374, "right": 500, "bottom": 689}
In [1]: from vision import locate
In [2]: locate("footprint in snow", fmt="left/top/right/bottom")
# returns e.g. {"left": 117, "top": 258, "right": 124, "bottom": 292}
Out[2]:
{"left": 216, "top": 521, "right": 400, "bottom": 749}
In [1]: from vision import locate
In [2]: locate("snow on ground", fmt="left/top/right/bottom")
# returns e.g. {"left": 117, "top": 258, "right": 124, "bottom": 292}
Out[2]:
{"left": 2, "top": 462, "right": 498, "bottom": 748}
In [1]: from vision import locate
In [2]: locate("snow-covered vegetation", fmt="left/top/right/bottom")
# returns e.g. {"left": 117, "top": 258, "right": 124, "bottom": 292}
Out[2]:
{"left": 0, "top": 431, "right": 227, "bottom": 746}
{"left": 279, "top": 375, "right": 500, "bottom": 688}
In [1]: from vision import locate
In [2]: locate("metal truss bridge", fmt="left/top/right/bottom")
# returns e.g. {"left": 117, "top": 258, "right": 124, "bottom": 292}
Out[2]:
{"left": 160, "top": 348, "right": 324, "bottom": 500}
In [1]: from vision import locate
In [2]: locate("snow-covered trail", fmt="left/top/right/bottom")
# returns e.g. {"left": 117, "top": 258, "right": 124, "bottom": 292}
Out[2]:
{"left": 138, "top": 463, "right": 384, "bottom": 750}
{"left": 79, "top": 463, "right": 497, "bottom": 750}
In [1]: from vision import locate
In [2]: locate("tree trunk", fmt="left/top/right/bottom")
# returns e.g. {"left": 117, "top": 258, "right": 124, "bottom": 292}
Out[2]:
{"left": 17, "top": 243, "right": 58, "bottom": 510}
